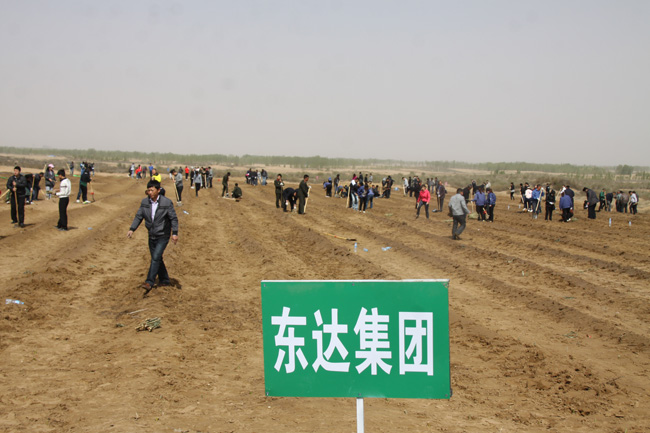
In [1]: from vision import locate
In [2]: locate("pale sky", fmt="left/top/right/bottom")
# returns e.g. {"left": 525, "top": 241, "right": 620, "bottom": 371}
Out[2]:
{"left": 1, "top": 1, "right": 648, "bottom": 166}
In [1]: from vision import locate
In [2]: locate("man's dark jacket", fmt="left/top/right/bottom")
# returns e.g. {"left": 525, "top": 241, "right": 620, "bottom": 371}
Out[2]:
{"left": 298, "top": 180, "right": 309, "bottom": 198}
{"left": 129, "top": 195, "right": 179, "bottom": 238}
{"left": 6, "top": 174, "right": 28, "bottom": 197}
{"left": 283, "top": 187, "right": 297, "bottom": 206}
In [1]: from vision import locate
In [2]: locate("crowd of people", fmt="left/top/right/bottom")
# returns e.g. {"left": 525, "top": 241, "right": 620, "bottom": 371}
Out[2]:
{"left": 4, "top": 163, "right": 89, "bottom": 230}
{"left": 4, "top": 161, "right": 644, "bottom": 296}
{"left": 509, "top": 182, "right": 640, "bottom": 222}
{"left": 401, "top": 176, "right": 449, "bottom": 215}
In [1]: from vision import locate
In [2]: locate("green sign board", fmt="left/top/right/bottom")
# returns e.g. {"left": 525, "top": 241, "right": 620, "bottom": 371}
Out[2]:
{"left": 261, "top": 280, "right": 451, "bottom": 399}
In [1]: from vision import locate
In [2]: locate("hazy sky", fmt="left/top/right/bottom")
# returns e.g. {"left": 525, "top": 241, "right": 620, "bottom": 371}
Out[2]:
{"left": 1, "top": 1, "right": 648, "bottom": 165}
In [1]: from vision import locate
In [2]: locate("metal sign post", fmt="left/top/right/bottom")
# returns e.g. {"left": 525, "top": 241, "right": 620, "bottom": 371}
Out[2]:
{"left": 357, "top": 397, "right": 364, "bottom": 433}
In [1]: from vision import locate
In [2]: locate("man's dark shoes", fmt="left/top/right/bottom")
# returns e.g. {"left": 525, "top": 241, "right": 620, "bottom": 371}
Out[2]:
{"left": 159, "top": 281, "right": 171, "bottom": 287}
{"left": 142, "top": 282, "right": 153, "bottom": 296}
{"left": 19, "top": 223, "right": 25, "bottom": 228}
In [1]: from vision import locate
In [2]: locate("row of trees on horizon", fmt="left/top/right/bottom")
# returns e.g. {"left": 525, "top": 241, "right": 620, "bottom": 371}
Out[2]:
{"left": 0, "top": 146, "right": 645, "bottom": 177}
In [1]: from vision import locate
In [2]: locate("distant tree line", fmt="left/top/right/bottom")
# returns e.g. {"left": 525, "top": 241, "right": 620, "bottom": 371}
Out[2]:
{"left": 1, "top": 146, "right": 647, "bottom": 175}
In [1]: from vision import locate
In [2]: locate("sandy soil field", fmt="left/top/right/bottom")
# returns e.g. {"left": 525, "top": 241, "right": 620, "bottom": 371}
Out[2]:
{"left": 1, "top": 171, "right": 648, "bottom": 433}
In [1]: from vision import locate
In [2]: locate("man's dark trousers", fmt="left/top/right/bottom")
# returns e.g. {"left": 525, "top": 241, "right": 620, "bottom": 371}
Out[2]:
{"left": 58, "top": 197, "right": 69, "bottom": 229}
{"left": 10, "top": 194, "right": 25, "bottom": 224}
{"left": 147, "top": 237, "right": 170, "bottom": 285}
{"left": 452, "top": 214, "right": 466, "bottom": 236}
{"left": 588, "top": 203, "right": 596, "bottom": 219}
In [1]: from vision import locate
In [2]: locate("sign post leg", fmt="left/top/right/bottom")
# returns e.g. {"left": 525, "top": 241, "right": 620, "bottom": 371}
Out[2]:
{"left": 357, "top": 397, "right": 364, "bottom": 433}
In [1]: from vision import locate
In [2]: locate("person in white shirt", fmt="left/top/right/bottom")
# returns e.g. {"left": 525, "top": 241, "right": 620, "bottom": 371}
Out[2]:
{"left": 55, "top": 169, "right": 71, "bottom": 231}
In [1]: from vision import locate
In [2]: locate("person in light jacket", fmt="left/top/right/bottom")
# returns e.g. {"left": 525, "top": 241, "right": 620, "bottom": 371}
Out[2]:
{"left": 55, "top": 169, "right": 71, "bottom": 230}
{"left": 448, "top": 188, "right": 470, "bottom": 240}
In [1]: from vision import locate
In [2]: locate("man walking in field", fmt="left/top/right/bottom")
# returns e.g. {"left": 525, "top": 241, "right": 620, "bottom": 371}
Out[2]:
{"left": 449, "top": 188, "right": 470, "bottom": 240}
{"left": 127, "top": 180, "right": 179, "bottom": 296}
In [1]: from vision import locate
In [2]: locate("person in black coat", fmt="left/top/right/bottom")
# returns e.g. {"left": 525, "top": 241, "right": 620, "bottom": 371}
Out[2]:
{"left": 79, "top": 170, "right": 92, "bottom": 203}
{"left": 583, "top": 187, "right": 598, "bottom": 219}
{"left": 565, "top": 185, "right": 575, "bottom": 209}
{"left": 297, "top": 174, "right": 310, "bottom": 214}
{"left": 30, "top": 172, "right": 42, "bottom": 202}
{"left": 545, "top": 187, "right": 556, "bottom": 221}
{"left": 274, "top": 174, "right": 284, "bottom": 208}
{"left": 282, "top": 187, "right": 297, "bottom": 212}
{"left": 7, "top": 166, "right": 28, "bottom": 227}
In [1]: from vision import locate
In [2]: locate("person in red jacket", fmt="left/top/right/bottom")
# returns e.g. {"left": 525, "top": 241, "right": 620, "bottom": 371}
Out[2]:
{"left": 416, "top": 187, "right": 431, "bottom": 220}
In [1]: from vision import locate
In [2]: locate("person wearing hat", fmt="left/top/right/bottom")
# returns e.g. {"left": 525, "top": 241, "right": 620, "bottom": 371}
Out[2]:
{"left": 44, "top": 164, "right": 56, "bottom": 199}
{"left": 7, "top": 166, "right": 28, "bottom": 227}
{"left": 55, "top": 169, "right": 71, "bottom": 231}
{"left": 127, "top": 180, "right": 179, "bottom": 295}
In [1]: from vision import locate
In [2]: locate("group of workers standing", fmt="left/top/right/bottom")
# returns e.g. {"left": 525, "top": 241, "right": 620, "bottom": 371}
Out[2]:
{"left": 5, "top": 164, "right": 92, "bottom": 230}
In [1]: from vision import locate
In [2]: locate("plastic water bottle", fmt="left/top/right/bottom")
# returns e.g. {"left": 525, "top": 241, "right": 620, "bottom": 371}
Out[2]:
{"left": 609, "top": 218, "right": 611, "bottom": 227}
{"left": 5, "top": 299, "right": 24, "bottom": 305}
{"left": 629, "top": 221, "right": 631, "bottom": 227}
{"left": 354, "top": 242, "right": 357, "bottom": 253}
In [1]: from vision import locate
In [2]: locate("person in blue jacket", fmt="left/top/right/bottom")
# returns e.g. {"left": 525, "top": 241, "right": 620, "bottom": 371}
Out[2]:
{"left": 531, "top": 185, "right": 544, "bottom": 215}
{"left": 559, "top": 191, "right": 573, "bottom": 222}
{"left": 473, "top": 187, "right": 486, "bottom": 221}
{"left": 486, "top": 188, "right": 496, "bottom": 222}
